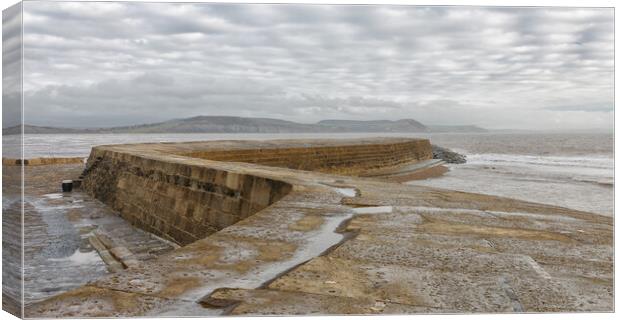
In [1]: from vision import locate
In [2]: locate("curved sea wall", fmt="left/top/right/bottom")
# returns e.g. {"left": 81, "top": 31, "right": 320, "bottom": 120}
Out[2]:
{"left": 82, "top": 149, "right": 293, "bottom": 245}
{"left": 81, "top": 138, "right": 432, "bottom": 245}
{"left": 178, "top": 139, "right": 432, "bottom": 175}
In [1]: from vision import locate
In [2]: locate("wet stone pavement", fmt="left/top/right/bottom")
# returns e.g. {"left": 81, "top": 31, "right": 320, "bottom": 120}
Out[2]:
{"left": 4, "top": 164, "right": 177, "bottom": 306}
{"left": 2, "top": 196, "right": 23, "bottom": 314}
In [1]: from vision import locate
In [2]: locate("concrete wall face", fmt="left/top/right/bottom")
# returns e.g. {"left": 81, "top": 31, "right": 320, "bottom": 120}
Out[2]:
{"left": 2, "top": 2, "right": 23, "bottom": 317}
{"left": 82, "top": 149, "right": 292, "bottom": 245}
{"left": 81, "top": 139, "right": 432, "bottom": 246}
{"left": 180, "top": 140, "right": 433, "bottom": 175}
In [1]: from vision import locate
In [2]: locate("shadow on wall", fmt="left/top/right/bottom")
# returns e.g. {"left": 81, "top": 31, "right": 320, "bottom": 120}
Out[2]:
{"left": 82, "top": 150, "right": 292, "bottom": 246}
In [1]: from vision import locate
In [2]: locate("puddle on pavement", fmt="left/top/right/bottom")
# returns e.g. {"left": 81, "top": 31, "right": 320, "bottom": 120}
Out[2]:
{"left": 334, "top": 188, "right": 357, "bottom": 197}
{"left": 325, "top": 184, "right": 358, "bottom": 198}
{"left": 351, "top": 206, "right": 393, "bottom": 214}
{"left": 49, "top": 249, "right": 102, "bottom": 265}
{"left": 43, "top": 193, "right": 65, "bottom": 200}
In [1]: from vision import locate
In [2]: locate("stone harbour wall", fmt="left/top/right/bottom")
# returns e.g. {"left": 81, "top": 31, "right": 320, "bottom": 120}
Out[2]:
{"left": 178, "top": 139, "right": 432, "bottom": 175}
{"left": 82, "top": 149, "right": 292, "bottom": 245}
{"left": 81, "top": 138, "right": 432, "bottom": 245}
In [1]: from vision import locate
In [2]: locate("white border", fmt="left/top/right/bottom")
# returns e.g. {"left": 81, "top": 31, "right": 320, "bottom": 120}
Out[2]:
{"left": 0, "top": 1, "right": 616, "bottom": 320}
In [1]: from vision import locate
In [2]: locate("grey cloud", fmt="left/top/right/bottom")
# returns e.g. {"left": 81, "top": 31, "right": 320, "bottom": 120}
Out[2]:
{"left": 3, "top": 2, "right": 22, "bottom": 128}
{"left": 3, "top": 2, "right": 22, "bottom": 82}
{"left": 545, "top": 104, "right": 614, "bottom": 113}
{"left": 15, "top": 2, "right": 615, "bottom": 130}
{"left": 2, "top": 92, "right": 22, "bottom": 128}
{"left": 22, "top": 73, "right": 405, "bottom": 127}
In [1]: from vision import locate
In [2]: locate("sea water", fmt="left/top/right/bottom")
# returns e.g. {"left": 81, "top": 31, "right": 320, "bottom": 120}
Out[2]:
{"left": 408, "top": 132, "right": 613, "bottom": 216}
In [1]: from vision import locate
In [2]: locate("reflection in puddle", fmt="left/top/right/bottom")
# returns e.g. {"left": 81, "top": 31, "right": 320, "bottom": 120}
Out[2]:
{"left": 351, "top": 206, "right": 393, "bottom": 214}
{"left": 332, "top": 187, "right": 357, "bottom": 197}
{"left": 49, "top": 249, "right": 102, "bottom": 265}
{"left": 43, "top": 193, "right": 64, "bottom": 200}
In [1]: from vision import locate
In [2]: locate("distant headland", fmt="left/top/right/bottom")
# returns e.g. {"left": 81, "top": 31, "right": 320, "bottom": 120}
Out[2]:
{"left": 2, "top": 116, "right": 487, "bottom": 135}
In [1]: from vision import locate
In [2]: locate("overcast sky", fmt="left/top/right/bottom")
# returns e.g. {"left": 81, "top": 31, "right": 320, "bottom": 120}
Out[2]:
{"left": 9, "top": 2, "right": 615, "bottom": 130}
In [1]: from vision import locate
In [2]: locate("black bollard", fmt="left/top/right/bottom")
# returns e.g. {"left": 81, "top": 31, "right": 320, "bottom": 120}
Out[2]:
{"left": 61, "top": 180, "right": 73, "bottom": 192}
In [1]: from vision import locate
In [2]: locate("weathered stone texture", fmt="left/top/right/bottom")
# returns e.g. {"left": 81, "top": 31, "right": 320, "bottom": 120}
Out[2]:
{"left": 180, "top": 139, "right": 432, "bottom": 175}
{"left": 82, "top": 150, "right": 292, "bottom": 245}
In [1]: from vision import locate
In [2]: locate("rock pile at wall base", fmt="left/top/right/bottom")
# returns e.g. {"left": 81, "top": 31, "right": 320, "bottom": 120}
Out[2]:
{"left": 432, "top": 145, "right": 467, "bottom": 164}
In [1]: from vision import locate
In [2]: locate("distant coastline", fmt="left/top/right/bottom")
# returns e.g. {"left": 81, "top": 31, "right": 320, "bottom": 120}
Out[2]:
{"left": 2, "top": 116, "right": 487, "bottom": 135}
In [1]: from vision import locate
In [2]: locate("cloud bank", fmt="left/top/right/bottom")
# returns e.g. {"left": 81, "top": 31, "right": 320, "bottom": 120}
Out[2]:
{"left": 18, "top": 2, "right": 614, "bottom": 130}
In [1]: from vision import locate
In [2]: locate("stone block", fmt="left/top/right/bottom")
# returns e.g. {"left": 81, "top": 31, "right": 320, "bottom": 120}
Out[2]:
{"left": 225, "top": 172, "right": 241, "bottom": 190}
{"left": 250, "top": 178, "right": 272, "bottom": 207}
{"left": 214, "top": 170, "right": 227, "bottom": 186}
{"left": 222, "top": 197, "right": 241, "bottom": 214}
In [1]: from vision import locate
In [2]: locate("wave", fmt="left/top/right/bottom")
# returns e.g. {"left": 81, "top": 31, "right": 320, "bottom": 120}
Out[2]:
{"left": 460, "top": 153, "right": 614, "bottom": 189}
{"left": 570, "top": 176, "right": 614, "bottom": 187}
{"left": 466, "top": 153, "right": 613, "bottom": 170}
